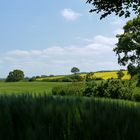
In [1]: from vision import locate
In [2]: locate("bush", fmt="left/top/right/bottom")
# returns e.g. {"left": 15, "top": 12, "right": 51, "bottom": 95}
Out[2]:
{"left": 93, "top": 77, "right": 103, "bottom": 80}
{"left": 58, "top": 77, "right": 74, "bottom": 82}
{"left": 136, "top": 75, "right": 140, "bottom": 87}
{"left": 103, "top": 80, "right": 133, "bottom": 99}
{"left": 52, "top": 83, "right": 84, "bottom": 96}
{"left": 43, "top": 75, "right": 83, "bottom": 82}
{"left": 83, "top": 81, "right": 98, "bottom": 97}
{"left": 132, "top": 93, "right": 140, "bottom": 101}
{"left": 29, "top": 77, "right": 36, "bottom": 82}
{"left": 83, "top": 79, "right": 134, "bottom": 100}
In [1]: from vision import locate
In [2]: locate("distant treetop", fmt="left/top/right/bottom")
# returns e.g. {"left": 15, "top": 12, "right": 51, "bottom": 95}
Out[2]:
{"left": 71, "top": 67, "right": 80, "bottom": 74}
{"left": 6, "top": 69, "right": 24, "bottom": 82}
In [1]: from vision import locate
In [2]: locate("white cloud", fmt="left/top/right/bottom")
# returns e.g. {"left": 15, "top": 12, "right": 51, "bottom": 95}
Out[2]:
{"left": 61, "top": 8, "right": 81, "bottom": 21}
{"left": 7, "top": 50, "right": 30, "bottom": 57}
{"left": 0, "top": 34, "right": 123, "bottom": 77}
{"left": 93, "top": 35, "right": 117, "bottom": 46}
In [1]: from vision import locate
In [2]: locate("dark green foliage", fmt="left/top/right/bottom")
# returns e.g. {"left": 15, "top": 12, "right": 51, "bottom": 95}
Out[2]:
{"left": 93, "top": 77, "right": 103, "bottom": 80}
{"left": 117, "top": 70, "right": 124, "bottom": 79}
{"left": 127, "top": 64, "right": 139, "bottom": 78}
{"left": 6, "top": 69, "right": 24, "bottom": 82}
{"left": 43, "top": 75, "right": 83, "bottom": 82}
{"left": 29, "top": 77, "right": 36, "bottom": 82}
{"left": 86, "top": 0, "right": 140, "bottom": 19}
{"left": 83, "top": 81, "right": 98, "bottom": 97}
{"left": 52, "top": 79, "right": 134, "bottom": 100}
{"left": 114, "top": 16, "right": 140, "bottom": 66}
{"left": 84, "top": 79, "right": 134, "bottom": 100}
{"left": 71, "top": 67, "right": 80, "bottom": 74}
{"left": 136, "top": 75, "right": 140, "bottom": 87}
{"left": 67, "top": 74, "right": 83, "bottom": 82}
{"left": 52, "top": 83, "right": 84, "bottom": 96}
{"left": 85, "top": 72, "right": 94, "bottom": 82}
{"left": 132, "top": 92, "right": 140, "bottom": 101}
{"left": 0, "top": 95, "right": 140, "bottom": 140}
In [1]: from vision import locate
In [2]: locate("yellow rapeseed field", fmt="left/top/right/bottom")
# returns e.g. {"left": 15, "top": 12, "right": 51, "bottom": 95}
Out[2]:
{"left": 81, "top": 71, "right": 131, "bottom": 80}
{"left": 37, "top": 71, "right": 131, "bottom": 81}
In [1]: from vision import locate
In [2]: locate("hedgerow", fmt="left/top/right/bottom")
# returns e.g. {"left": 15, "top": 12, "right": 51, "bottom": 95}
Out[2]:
{"left": 83, "top": 79, "right": 134, "bottom": 100}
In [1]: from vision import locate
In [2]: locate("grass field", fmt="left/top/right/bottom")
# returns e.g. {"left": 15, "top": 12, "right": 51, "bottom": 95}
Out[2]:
{"left": 0, "top": 70, "right": 132, "bottom": 95}
{"left": 0, "top": 82, "right": 69, "bottom": 95}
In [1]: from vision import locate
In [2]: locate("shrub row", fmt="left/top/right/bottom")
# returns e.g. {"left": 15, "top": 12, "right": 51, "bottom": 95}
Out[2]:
{"left": 83, "top": 79, "right": 134, "bottom": 100}
{"left": 0, "top": 95, "right": 140, "bottom": 140}
{"left": 43, "top": 74, "right": 83, "bottom": 82}
{"left": 52, "top": 79, "right": 138, "bottom": 101}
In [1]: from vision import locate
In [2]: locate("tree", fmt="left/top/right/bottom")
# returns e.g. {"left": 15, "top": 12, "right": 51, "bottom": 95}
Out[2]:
{"left": 6, "top": 69, "right": 24, "bottom": 82}
{"left": 85, "top": 72, "right": 94, "bottom": 81}
{"left": 117, "top": 70, "right": 124, "bottom": 79}
{"left": 86, "top": 0, "right": 140, "bottom": 19}
{"left": 114, "top": 16, "right": 140, "bottom": 67}
{"left": 127, "top": 64, "right": 139, "bottom": 78}
{"left": 71, "top": 67, "right": 80, "bottom": 74}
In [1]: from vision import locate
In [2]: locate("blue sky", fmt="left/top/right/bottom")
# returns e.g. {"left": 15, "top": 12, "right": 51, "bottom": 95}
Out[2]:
{"left": 0, "top": 0, "right": 135, "bottom": 77}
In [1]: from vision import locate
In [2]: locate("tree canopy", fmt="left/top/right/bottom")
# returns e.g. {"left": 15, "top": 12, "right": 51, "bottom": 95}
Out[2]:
{"left": 114, "top": 16, "right": 140, "bottom": 66}
{"left": 117, "top": 70, "right": 124, "bottom": 79}
{"left": 86, "top": 0, "right": 140, "bottom": 19}
{"left": 127, "top": 64, "right": 139, "bottom": 78}
{"left": 71, "top": 67, "right": 80, "bottom": 74}
{"left": 6, "top": 69, "right": 24, "bottom": 82}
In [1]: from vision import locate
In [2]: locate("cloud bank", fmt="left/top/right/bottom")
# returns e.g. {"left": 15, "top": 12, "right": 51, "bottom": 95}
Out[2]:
{"left": 0, "top": 35, "right": 123, "bottom": 77}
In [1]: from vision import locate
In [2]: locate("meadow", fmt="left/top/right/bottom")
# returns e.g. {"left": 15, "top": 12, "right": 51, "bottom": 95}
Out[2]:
{"left": 0, "top": 82, "right": 69, "bottom": 94}
{"left": 0, "top": 70, "right": 133, "bottom": 95}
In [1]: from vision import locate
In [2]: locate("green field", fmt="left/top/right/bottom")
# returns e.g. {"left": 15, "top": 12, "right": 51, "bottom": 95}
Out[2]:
{"left": 1, "top": 95, "right": 140, "bottom": 140}
{"left": 0, "top": 82, "right": 69, "bottom": 94}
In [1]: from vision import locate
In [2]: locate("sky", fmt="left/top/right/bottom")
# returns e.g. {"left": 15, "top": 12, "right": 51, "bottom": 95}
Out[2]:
{"left": 0, "top": 0, "right": 135, "bottom": 77}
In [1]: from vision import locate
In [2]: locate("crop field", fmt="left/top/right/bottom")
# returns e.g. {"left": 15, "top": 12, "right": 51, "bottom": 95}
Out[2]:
{"left": 36, "top": 71, "right": 131, "bottom": 81}
{"left": 96, "top": 71, "right": 130, "bottom": 80}
{"left": 95, "top": 71, "right": 130, "bottom": 80}
{"left": 1, "top": 95, "right": 140, "bottom": 140}
{"left": 0, "top": 82, "right": 69, "bottom": 95}
{"left": 81, "top": 71, "right": 131, "bottom": 80}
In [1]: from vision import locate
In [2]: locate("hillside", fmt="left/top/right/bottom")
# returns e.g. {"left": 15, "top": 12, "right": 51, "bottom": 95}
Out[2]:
{"left": 36, "top": 70, "right": 131, "bottom": 81}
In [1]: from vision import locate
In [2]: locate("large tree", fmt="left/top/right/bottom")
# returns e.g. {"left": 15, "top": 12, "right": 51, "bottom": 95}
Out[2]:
{"left": 86, "top": 0, "right": 140, "bottom": 19}
{"left": 114, "top": 16, "right": 140, "bottom": 67}
{"left": 127, "top": 64, "right": 138, "bottom": 78}
{"left": 6, "top": 69, "right": 24, "bottom": 82}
